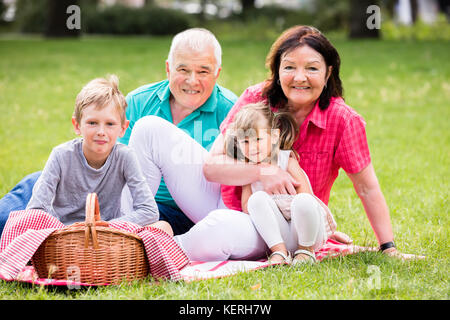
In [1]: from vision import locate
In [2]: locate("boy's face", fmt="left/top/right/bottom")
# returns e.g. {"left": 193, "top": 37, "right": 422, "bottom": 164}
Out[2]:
{"left": 72, "top": 103, "right": 129, "bottom": 168}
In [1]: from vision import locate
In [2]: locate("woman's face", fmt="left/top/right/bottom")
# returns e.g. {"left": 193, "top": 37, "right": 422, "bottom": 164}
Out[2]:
{"left": 278, "top": 45, "right": 331, "bottom": 111}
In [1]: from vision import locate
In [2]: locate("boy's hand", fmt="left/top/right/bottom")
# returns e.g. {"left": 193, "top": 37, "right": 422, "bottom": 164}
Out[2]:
{"left": 94, "top": 221, "right": 109, "bottom": 227}
{"left": 69, "top": 221, "right": 109, "bottom": 228}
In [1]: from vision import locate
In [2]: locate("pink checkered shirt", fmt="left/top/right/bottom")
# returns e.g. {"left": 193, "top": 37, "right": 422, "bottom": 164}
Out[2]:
{"left": 220, "top": 82, "right": 371, "bottom": 210}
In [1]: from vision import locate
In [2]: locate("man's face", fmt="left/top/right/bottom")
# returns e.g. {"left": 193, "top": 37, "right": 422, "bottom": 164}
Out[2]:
{"left": 166, "top": 45, "right": 221, "bottom": 111}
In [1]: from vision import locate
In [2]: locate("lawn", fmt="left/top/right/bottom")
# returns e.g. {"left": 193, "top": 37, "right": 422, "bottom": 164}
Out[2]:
{"left": 0, "top": 34, "right": 448, "bottom": 300}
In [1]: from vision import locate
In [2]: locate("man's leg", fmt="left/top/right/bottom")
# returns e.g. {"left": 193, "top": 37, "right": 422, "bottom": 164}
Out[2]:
{"left": 128, "top": 116, "right": 222, "bottom": 223}
{"left": 128, "top": 116, "right": 267, "bottom": 261}
{"left": 0, "top": 171, "right": 41, "bottom": 235}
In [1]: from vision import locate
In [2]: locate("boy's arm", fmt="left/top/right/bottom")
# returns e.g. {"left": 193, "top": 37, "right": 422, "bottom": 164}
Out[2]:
{"left": 26, "top": 150, "right": 60, "bottom": 217}
{"left": 115, "top": 148, "right": 159, "bottom": 226}
{"left": 286, "top": 156, "right": 313, "bottom": 194}
{"left": 241, "top": 184, "right": 252, "bottom": 214}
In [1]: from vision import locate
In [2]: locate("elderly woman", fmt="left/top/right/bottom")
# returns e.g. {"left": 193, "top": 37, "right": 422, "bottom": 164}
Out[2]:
{"left": 174, "top": 25, "right": 405, "bottom": 261}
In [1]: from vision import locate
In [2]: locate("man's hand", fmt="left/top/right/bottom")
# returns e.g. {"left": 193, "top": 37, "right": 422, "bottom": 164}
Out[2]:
{"left": 258, "top": 163, "right": 300, "bottom": 195}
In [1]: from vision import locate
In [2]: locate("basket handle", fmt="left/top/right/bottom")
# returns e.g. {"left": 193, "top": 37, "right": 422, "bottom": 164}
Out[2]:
{"left": 84, "top": 193, "right": 101, "bottom": 249}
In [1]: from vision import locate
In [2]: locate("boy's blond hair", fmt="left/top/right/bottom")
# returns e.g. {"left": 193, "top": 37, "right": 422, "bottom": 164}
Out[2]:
{"left": 74, "top": 75, "right": 127, "bottom": 124}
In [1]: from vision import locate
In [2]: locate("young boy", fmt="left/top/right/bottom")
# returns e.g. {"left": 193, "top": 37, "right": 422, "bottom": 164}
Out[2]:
{"left": 26, "top": 75, "right": 171, "bottom": 234}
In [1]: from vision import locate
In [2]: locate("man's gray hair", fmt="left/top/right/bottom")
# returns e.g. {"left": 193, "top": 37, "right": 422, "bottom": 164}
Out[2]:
{"left": 167, "top": 28, "right": 222, "bottom": 75}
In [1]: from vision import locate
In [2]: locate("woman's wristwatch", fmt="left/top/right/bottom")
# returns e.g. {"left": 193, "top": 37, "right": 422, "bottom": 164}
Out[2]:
{"left": 379, "top": 241, "right": 396, "bottom": 252}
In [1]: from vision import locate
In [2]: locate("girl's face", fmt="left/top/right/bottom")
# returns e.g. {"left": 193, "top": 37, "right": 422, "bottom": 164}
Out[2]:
{"left": 237, "top": 118, "right": 279, "bottom": 163}
{"left": 278, "top": 45, "right": 331, "bottom": 111}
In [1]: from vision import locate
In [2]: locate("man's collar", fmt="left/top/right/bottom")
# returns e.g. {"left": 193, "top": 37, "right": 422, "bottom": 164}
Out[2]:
{"left": 197, "top": 85, "right": 218, "bottom": 112}
{"left": 156, "top": 80, "right": 218, "bottom": 113}
{"left": 156, "top": 80, "right": 171, "bottom": 102}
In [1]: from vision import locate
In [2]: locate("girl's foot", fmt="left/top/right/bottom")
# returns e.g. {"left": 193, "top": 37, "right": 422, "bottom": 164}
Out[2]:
{"left": 292, "top": 249, "right": 316, "bottom": 265}
{"left": 268, "top": 251, "right": 291, "bottom": 265}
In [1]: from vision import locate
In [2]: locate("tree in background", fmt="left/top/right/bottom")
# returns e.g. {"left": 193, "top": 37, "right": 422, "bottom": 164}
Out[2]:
{"left": 45, "top": 0, "right": 80, "bottom": 37}
{"left": 240, "top": 0, "right": 255, "bottom": 16}
{"left": 349, "top": 0, "right": 380, "bottom": 38}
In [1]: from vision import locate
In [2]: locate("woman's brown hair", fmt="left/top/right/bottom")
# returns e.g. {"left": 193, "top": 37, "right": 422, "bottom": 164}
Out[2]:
{"left": 262, "top": 25, "right": 343, "bottom": 111}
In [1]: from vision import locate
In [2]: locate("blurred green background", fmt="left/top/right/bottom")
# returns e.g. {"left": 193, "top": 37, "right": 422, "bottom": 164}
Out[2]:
{"left": 1, "top": 0, "right": 450, "bottom": 40}
{"left": 0, "top": 0, "right": 448, "bottom": 299}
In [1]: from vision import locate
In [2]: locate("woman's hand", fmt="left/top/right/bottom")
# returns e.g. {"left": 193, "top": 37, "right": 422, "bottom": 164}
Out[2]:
{"left": 258, "top": 163, "right": 300, "bottom": 195}
{"left": 382, "top": 247, "right": 426, "bottom": 260}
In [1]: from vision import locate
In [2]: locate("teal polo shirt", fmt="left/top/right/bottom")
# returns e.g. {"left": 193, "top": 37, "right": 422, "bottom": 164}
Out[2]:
{"left": 118, "top": 79, "right": 237, "bottom": 210}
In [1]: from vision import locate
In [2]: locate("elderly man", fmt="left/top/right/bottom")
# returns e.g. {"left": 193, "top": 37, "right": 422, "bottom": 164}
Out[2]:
{"left": 0, "top": 28, "right": 237, "bottom": 236}
{"left": 119, "top": 28, "right": 237, "bottom": 235}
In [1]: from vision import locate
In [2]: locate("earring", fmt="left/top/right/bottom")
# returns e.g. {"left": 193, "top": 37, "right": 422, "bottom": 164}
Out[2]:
{"left": 277, "top": 79, "right": 281, "bottom": 86}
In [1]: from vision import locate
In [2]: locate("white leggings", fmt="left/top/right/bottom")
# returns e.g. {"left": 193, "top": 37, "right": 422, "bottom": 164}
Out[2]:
{"left": 247, "top": 191, "right": 327, "bottom": 253}
{"left": 122, "top": 116, "right": 275, "bottom": 261}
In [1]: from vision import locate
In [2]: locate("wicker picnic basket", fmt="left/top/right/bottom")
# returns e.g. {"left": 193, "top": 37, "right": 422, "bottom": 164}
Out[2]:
{"left": 31, "top": 193, "right": 149, "bottom": 285}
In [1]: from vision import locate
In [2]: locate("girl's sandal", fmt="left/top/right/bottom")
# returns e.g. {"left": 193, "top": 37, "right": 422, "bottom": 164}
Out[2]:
{"left": 292, "top": 249, "right": 317, "bottom": 266}
{"left": 268, "top": 251, "right": 292, "bottom": 265}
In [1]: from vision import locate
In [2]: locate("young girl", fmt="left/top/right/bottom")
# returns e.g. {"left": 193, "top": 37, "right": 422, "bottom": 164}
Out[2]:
{"left": 225, "top": 102, "right": 337, "bottom": 265}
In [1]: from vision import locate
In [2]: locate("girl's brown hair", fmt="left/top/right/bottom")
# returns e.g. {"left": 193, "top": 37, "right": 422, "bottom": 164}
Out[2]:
{"left": 262, "top": 25, "right": 343, "bottom": 111}
{"left": 225, "top": 102, "right": 298, "bottom": 162}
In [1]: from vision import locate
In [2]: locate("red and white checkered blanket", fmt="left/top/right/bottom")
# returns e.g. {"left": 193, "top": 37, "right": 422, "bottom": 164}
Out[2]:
{"left": 0, "top": 210, "right": 377, "bottom": 286}
{"left": 180, "top": 238, "right": 378, "bottom": 281}
{"left": 0, "top": 210, "right": 189, "bottom": 284}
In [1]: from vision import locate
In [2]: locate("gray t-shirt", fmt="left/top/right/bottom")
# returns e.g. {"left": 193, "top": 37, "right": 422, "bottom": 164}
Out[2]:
{"left": 26, "top": 138, "right": 158, "bottom": 226}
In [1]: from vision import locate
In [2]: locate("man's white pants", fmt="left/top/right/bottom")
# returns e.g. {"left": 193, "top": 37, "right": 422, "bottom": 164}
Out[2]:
{"left": 123, "top": 116, "right": 267, "bottom": 261}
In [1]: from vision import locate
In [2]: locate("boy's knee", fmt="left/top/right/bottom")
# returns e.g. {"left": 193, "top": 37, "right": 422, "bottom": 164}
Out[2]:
{"left": 149, "top": 220, "right": 174, "bottom": 237}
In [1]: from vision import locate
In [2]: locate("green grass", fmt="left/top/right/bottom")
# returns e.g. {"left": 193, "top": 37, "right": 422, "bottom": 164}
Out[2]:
{"left": 0, "top": 35, "right": 449, "bottom": 300}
